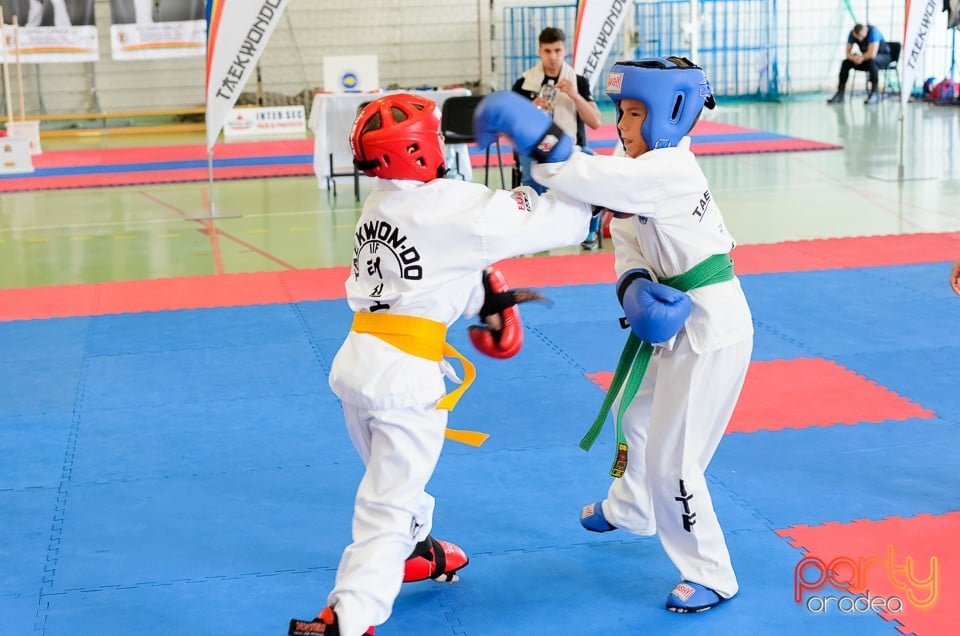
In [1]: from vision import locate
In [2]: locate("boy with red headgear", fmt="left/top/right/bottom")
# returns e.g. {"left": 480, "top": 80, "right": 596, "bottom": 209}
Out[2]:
{"left": 289, "top": 92, "right": 592, "bottom": 636}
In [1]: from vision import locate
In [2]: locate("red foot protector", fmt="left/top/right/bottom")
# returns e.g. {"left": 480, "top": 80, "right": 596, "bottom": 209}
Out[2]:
{"left": 288, "top": 606, "right": 375, "bottom": 636}
{"left": 403, "top": 535, "right": 469, "bottom": 583}
{"left": 776, "top": 511, "right": 959, "bottom": 636}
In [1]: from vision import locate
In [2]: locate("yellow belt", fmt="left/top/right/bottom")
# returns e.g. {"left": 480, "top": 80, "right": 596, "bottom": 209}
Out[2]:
{"left": 351, "top": 312, "right": 488, "bottom": 446}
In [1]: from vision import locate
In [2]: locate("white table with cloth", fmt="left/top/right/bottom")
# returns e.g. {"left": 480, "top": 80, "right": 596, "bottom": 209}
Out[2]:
{"left": 308, "top": 87, "right": 472, "bottom": 189}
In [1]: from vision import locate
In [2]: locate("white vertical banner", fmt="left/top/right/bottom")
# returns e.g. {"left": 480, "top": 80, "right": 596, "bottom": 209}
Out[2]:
{"left": 900, "top": 0, "right": 940, "bottom": 108}
{"left": 204, "top": 0, "right": 292, "bottom": 151}
{"left": 572, "top": 0, "right": 630, "bottom": 92}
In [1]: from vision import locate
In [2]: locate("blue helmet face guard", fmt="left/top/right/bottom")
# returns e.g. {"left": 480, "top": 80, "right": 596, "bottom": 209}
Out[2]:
{"left": 605, "top": 56, "right": 716, "bottom": 150}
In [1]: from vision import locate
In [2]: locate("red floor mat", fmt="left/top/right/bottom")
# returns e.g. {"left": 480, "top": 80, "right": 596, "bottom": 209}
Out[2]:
{"left": 470, "top": 120, "right": 841, "bottom": 167}
{"left": 777, "top": 512, "right": 959, "bottom": 635}
{"left": 587, "top": 358, "right": 934, "bottom": 434}
{"left": 733, "top": 233, "right": 960, "bottom": 274}
{"left": 3, "top": 121, "right": 839, "bottom": 192}
{"left": 0, "top": 139, "right": 316, "bottom": 192}
{"left": 727, "top": 358, "right": 934, "bottom": 432}
{"left": 2, "top": 233, "right": 959, "bottom": 322}
{"left": 29, "top": 139, "right": 313, "bottom": 168}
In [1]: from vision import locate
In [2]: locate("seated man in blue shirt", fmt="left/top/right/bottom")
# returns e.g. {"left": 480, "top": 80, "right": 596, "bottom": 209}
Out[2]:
{"left": 827, "top": 23, "right": 891, "bottom": 104}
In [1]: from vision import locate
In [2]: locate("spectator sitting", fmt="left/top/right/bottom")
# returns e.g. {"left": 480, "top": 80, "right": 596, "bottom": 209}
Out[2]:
{"left": 827, "top": 23, "right": 891, "bottom": 105}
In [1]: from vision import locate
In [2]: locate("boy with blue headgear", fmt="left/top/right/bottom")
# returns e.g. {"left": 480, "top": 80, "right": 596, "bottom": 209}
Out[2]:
{"left": 474, "top": 57, "right": 753, "bottom": 613}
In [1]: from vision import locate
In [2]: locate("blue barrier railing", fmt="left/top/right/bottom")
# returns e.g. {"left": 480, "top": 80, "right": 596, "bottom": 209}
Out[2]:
{"left": 501, "top": 0, "right": 780, "bottom": 99}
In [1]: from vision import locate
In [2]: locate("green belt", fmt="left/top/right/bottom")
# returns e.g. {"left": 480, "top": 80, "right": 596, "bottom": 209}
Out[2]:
{"left": 580, "top": 253, "right": 736, "bottom": 477}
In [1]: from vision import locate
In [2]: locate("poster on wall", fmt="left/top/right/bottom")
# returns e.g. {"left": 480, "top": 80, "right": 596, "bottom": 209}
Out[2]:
{"left": 109, "top": 0, "right": 206, "bottom": 61}
{"left": 0, "top": 0, "right": 98, "bottom": 63}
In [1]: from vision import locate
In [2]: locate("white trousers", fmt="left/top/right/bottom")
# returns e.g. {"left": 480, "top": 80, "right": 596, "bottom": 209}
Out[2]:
{"left": 328, "top": 401, "right": 447, "bottom": 636}
{"left": 601, "top": 334, "right": 752, "bottom": 598}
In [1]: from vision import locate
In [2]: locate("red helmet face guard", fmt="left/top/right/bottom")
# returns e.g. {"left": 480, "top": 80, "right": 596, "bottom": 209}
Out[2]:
{"left": 349, "top": 94, "right": 446, "bottom": 182}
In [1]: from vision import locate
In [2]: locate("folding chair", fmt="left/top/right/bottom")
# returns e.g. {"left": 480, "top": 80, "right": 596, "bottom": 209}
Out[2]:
{"left": 326, "top": 101, "right": 371, "bottom": 202}
{"left": 440, "top": 96, "right": 505, "bottom": 187}
{"left": 882, "top": 42, "right": 901, "bottom": 96}
{"left": 326, "top": 154, "right": 360, "bottom": 202}
{"left": 857, "top": 41, "right": 901, "bottom": 99}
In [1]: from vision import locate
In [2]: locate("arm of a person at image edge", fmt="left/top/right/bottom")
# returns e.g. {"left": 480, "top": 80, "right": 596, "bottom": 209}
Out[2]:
{"left": 951, "top": 259, "right": 960, "bottom": 296}
{"left": 556, "top": 76, "right": 602, "bottom": 130}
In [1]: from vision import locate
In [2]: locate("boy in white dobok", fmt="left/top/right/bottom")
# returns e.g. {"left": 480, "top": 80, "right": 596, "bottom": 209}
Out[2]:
{"left": 475, "top": 57, "right": 753, "bottom": 614}
{"left": 289, "top": 92, "right": 592, "bottom": 636}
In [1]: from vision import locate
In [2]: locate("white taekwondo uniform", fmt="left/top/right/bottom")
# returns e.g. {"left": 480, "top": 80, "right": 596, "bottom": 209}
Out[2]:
{"left": 533, "top": 139, "right": 753, "bottom": 598}
{"left": 327, "top": 176, "right": 590, "bottom": 636}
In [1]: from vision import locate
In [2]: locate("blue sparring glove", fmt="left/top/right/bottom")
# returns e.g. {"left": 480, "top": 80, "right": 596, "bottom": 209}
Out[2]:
{"left": 473, "top": 90, "right": 573, "bottom": 163}
{"left": 617, "top": 269, "right": 692, "bottom": 343}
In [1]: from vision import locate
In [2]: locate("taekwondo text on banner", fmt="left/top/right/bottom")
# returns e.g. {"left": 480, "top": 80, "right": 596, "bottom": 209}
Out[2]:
{"left": 110, "top": 0, "right": 206, "bottom": 61}
{"left": 0, "top": 0, "right": 98, "bottom": 63}
{"left": 573, "top": 0, "right": 629, "bottom": 91}
{"left": 204, "top": 0, "right": 292, "bottom": 151}
{"left": 900, "top": 0, "right": 940, "bottom": 108}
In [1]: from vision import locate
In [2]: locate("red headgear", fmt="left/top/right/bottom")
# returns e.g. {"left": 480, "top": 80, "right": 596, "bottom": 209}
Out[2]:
{"left": 349, "top": 93, "right": 446, "bottom": 182}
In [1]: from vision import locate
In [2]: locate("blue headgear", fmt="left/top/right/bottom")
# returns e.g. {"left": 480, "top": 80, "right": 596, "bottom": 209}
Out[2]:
{"left": 604, "top": 56, "right": 716, "bottom": 150}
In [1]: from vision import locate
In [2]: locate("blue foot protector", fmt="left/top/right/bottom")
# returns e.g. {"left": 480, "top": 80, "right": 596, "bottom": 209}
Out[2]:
{"left": 665, "top": 581, "right": 727, "bottom": 613}
{"left": 580, "top": 501, "right": 616, "bottom": 533}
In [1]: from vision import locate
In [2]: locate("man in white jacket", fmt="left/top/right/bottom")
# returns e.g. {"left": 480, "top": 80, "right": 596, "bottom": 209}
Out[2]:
{"left": 511, "top": 27, "right": 601, "bottom": 196}
{"left": 477, "top": 57, "right": 754, "bottom": 614}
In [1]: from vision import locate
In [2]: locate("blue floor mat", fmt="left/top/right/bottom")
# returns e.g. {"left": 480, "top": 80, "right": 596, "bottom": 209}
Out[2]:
{"left": 2, "top": 260, "right": 957, "bottom": 635}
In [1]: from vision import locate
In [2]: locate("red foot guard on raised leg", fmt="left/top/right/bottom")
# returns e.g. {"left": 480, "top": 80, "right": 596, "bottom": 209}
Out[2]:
{"left": 403, "top": 535, "right": 469, "bottom": 583}
{"left": 288, "top": 606, "right": 375, "bottom": 636}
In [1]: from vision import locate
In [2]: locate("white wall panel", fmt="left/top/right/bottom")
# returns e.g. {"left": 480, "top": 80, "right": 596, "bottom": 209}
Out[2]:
{"left": 5, "top": 0, "right": 489, "bottom": 116}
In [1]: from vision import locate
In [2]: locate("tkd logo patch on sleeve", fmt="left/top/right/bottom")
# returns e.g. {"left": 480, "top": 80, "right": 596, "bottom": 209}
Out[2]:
{"left": 512, "top": 190, "right": 533, "bottom": 213}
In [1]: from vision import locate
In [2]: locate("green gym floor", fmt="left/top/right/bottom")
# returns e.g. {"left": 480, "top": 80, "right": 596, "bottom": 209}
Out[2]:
{"left": 3, "top": 94, "right": 959, "bottom": 290}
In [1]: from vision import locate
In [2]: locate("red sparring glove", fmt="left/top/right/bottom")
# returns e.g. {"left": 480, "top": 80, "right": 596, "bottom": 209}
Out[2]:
{"left": 468, "top": 268, "right": 547, "bottom": 359}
